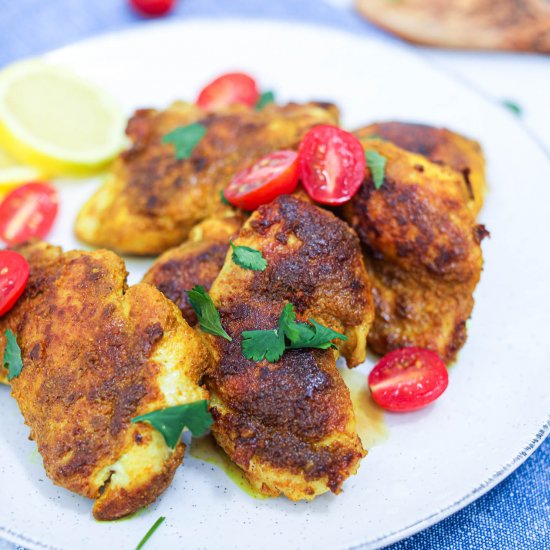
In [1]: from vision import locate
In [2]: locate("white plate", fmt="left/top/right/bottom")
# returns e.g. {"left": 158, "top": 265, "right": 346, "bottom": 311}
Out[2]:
{"left": 1, "top": 19, "right": 549, "bottom": 550}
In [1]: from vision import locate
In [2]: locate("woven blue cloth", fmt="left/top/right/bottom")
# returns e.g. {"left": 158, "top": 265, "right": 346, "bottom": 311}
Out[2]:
{"left": 0, "top": 1, "right": 548, "bottom": 548}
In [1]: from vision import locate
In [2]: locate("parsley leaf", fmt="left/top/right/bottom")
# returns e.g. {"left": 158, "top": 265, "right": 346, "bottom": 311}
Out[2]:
{"left": 255, "top": 90, "right": 275, "bottom": 110}
{"left": 242, "top": 329, "right": 284, "bottom": 362}
{"left": 286, "top": 319, "right": 346, "bottom": 350}
{"left": 132, "top": 400, "right": 213, "bottom": 450}
{"left": 135, "top": 517, "right": 165, "bottom": 550}
{"left": 502, "top": 99, "right": 522, "bottom": 116}
{"left": 365, "top": 149, "right": 387, "bottom": 190}
{"left": 162, "top": 122, "right": 206, "bottom": 160}
{"left": 186, "top": 285, "right": 232, "bottom": 341}
{"left": 219, "top": 190, "right": 231, "bottom": 206}
{"left": 230, "top": 240, "right": 267, "bottom": 271}
{"left": 3, "top": 329, "right": 23, "bottom": 381}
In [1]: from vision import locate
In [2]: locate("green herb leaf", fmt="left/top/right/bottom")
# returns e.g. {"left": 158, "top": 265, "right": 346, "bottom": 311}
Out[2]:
{"left": 132, "top": 400, "right": 213, "bottom": 450}
{"left": 219, "top": 190, "right": 231, "bottom": 206}
{"left": 286, "top": 319, "right": 347, "bottom": 350}
{"left": 230, "top": 240, "right": 267, "bottom": 271}
{"left": 242, "top": 329, "right": 285, "bottom": 362}
{"left": 186, "top": 285, "right": 232, "bottom": 341}
{"left": 162, "top": 122, "right": 206, "bottom": 160}
{"left": 502, "top": 99, "right": 522, "bottom": 116}
{"left": 3, "top": 329, "right": 23, "bottom": 381}
{"left": 365, "top": 149, "right": 387, "bottom": 190}
{"left": 135, "top": 516, "right": 165, "bottom": 550}
{"left": 255, "top": 90, "right": 275, "bottom": 110}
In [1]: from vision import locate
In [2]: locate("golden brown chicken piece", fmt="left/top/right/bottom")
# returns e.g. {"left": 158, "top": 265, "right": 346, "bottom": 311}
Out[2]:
{"left": 143, "top": 214, "right": 244, "bottom": 326}
{"left": 204, "top": 195, "right": 374, "bottom": 500}
{"left": 0, "top": 241, "right": 208, "bottom": 519}
{"left": 343, "top": 136, "right": 488, "bottom": 363}
{"left": 355, "top": 122, "right": 487, "bottom": 215}
{"left": 75, "top": 101, "right": 339, "bottom": 255}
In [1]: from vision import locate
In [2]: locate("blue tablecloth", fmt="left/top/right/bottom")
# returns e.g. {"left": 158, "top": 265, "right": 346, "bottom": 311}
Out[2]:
{"left": 0, "top": 1, "right": 548, "bottom": 548}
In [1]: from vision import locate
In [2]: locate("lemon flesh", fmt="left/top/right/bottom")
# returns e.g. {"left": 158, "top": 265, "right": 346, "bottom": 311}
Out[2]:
{"left": 0, "top": 60, "right": 126, "bottom": 177}
{"left": 0, "top": 145, "right": 41, "bottom": 195}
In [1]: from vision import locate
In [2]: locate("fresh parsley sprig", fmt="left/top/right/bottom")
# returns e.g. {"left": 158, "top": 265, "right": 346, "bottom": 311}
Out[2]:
{"left": 365, "top": 149, "right": 387, "bottom": 190}
{"left": 230, "top": 240, "right": 267, "bottom": 271}
{"left": 132, "top": 400, "right": 213, "bottom": 450}
{"left": 242, "top": 303, "right": 347, "bottom": 362}
{"left": 255, "top": 90, "right": 275, "bottom": 111}
{"left": 3, "top": 329, "right": 23, "bottom": 381}
{"left": 162, "top": 122, "right": 206, "bottom": 160}
{"left": 186, "top": 285, "right": 232, "bottom": 341}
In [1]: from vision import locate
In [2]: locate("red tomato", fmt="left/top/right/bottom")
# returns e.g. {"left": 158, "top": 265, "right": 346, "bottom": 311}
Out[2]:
{"left": 197, "top": 72, "right": 259, "bottom": 111}
{"left": 129, "top": 0, "right": 175, "bottom": 16}
{"left": 224, "top": 150, "right": 299, "bottom": 211}
{"left": 368, "top": 347, "right": 449, "bottom": 412}
{"left": 0, "top": 183, "right": 59, "bottom": 245}
{"left": 0, "top": 250, "right": 29, "bottom": 317}
{"left": 298, "top": 125, "right": 366, "bottom": 205}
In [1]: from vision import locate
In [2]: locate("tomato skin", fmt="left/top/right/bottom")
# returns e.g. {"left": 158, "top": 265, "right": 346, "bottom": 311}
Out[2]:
{"left": 298, "top": 125, "right": 366, "bottom": 206}
{"left": 129, "top": 0, "right": 175, "bottom": 16}
{"left": 0, "top": 250, "right": 29, "bottom": 317}
{"left": 197, "top": 72, "right": 259, "bottom": 111}
{"left": 368, "top": 347, "right": 449, "bottom": 412}
{"left": 224, "top": 150, "right": 299, "bottom": 211}
{"left": 0, "top": 182, "right": 59, "bottom": 245}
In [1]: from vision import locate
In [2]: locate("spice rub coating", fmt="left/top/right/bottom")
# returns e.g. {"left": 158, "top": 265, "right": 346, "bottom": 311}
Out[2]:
{"left": 205, "top": 195, "right": 373, "bottom": 500}
{"left": 75, "top": 101, "right": 339, "bottom": 255}
{"left": 0, "top": 241, "right": 208, "bottom": 519}
{"left": 344, "top": 137, "right": 487, "bottom": 363}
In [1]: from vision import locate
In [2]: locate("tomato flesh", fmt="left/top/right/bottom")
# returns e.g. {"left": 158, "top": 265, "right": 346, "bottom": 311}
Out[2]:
{"left": 0, "top": 182, "right": 59, "bottom": 245}
{"left": 298, "top": 125, "right": 366, "bottom": 205}
{"left": 197, "top": 72, "right": 259, "bottom": 111}
{"left": 224, "top": 150, "right": 299, "bottom": 211}
{"left": 129, "top": 0, "right": 175, "bottom": 16}
{"left": 0, "top": 250, "right": 29, "bottom": 317}
{"left": 368, "top": 347, "right": 449, "bottom": 412}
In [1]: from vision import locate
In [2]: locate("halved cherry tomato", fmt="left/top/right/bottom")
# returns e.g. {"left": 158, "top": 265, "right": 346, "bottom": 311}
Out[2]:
{"left": 368, "top": 347, "right": 448, "bottom": 412}
{"left": 0, "top": 182, "right": 59, "bottom": 245}
{"left": 298, "top": 125, "right": 366, "bottom": 205}
{"left": 197, "top": 72, "right": 259, "bottom": 111}
{"left": 129, "top": 0, "right": 175, "bottom": 17}
{"left": 0, "top": 250, "right": 29, "bottom": 317}
{"left": 224, "top": 150, "right": 299, "bottom": 211}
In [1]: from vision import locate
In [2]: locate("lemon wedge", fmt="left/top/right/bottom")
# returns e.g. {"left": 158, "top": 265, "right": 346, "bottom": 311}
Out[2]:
{"left": 0, "top": 60, "right": 126, "bottom": 177}
{"left": 0, "top": 146, "right": 42, "bottom": 195}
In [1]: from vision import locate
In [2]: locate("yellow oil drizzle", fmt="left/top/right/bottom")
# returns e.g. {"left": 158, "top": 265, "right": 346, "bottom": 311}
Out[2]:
{"left": 339, "top": 368, "right": 389, "bottom": 450}
{"left": 189, "top": 435, "right": 268, "bottom": 499}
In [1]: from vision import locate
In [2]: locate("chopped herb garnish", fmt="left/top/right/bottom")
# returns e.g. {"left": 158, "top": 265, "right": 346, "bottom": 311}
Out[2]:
{"left": 367, "top": 133, "right": 385, "bottom": 141}
{"left": 162, "top": 122, "right": 206, "bottom": 160}
{"left": 365, "top": 149, "right": 387, "bottom": 190}
{"left": 186, "top": 285, "right": 232, "bottom": 341}
{"left": 135, "top": 516, "right": 166, "bottom": 550}
{"left": 219, "top": 190, "right": 231, "bottom": 206}
{"left": 502, "top": 99, "right": 522, "bottom": 116}
{"left": 255, "top": 90, "right": 275, "bottom": 110}
{"left": 3, "top": 329, "right": 22, "bottom": 381}
{"left": 132, "top": 400, "right": 213, "bottom": 450}
{"left": 242, "top": 303, "right": 347, "bottom": 362}
{"left": 230, "top": 240, "right": 267, "bottom": 271}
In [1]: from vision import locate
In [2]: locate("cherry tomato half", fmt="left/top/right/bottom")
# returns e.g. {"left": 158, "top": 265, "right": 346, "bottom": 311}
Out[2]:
{"left": 0, "top": 250, "right": 29, "bottom": 317}
{"left": 368, "top": 347, "right": 449, "bottom": 412}
{"left": 224, "top": 150, "right": 299, "bottom": 211}
{"left": 298, "top": 125, "right": 366, "bottom": 206}
{"left": 129, "top": 0, "right": 175, "bottom": 17}
{"left": 0, "top": 182, "right": 59, "bottom": 245}
{"left": 197, "top": 72, "right": 259, "bottom": 111}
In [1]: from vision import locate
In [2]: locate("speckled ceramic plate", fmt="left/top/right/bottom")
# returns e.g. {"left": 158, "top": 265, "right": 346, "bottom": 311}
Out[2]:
{"left": 0, "top": 19, "right": 548, "bottom": 550}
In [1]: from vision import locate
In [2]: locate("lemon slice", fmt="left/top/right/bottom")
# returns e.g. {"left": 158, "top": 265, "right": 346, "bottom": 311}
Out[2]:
{"left": 0, "top": 146, "right": 42, "bottom": 195}
{"left": 0, "top": 60, "right": 126, "bottom": 177}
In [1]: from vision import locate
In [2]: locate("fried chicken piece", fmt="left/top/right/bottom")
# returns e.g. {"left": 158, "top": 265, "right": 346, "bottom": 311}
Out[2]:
{"left": 204, "top": 195, "right": 374, "bottom": 500}
{"left": 75, "top": 101, "right": 339, "bottom": 255}
{"left": 0, "top": 241, "right": 208, "bottom": 519}
{"left": 356, "top": 122, "right": 487, "bottom": 215}
{"left": 143, "top": 214, "right": 244, "bottom": 326}
{"left": 343, "top": 137, "right": 487, "bottom": 363}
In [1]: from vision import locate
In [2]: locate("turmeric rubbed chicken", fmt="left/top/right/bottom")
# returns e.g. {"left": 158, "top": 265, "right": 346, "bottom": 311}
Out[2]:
{"left": 0, "top": 241, "right": 208, "bottom": 519}
{"left": 75, "top": 101, "right": 339, "bottom": 255}
{"left": 202, "top": 194, "right": 374, "bottom": 500}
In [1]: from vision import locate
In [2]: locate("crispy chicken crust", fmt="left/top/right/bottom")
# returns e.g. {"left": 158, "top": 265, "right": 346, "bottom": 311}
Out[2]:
{"left": 344, "top": 136, "right": 487, "bottom": 363}
{"left": 75, "top": 101, "right": 339, "bottom": 255}
{"left": 204, "top": 195, "right": 373, "bottom": 500}
{"left": 0, "top": 241, "right": 208, "bottom": 519}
